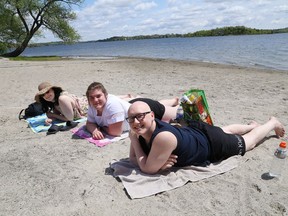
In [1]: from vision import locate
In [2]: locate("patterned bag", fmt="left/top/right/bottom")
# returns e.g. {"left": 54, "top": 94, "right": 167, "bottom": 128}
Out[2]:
{"left": 180, "top": 89, "right": 213, "bottom": 125}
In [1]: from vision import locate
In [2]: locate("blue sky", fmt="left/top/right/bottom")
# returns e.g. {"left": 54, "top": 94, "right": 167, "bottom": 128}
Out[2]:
{"left": 36, "top": 0, "right": 288, "bottom": 42}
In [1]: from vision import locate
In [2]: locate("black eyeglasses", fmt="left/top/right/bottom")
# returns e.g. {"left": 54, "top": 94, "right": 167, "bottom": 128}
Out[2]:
{"left": 126, "top": 111, "right": 151, "bottom": 123}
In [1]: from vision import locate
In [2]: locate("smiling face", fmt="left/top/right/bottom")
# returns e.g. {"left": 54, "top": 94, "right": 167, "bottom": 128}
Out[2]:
{"left": 87, "top": 88, "right": 108, "bottom": 112}
{"left": 42, "top": 88, "right": 55, "bottom": 102}
{"left": 127, "top": 101, "right": 155, "bottom": 135}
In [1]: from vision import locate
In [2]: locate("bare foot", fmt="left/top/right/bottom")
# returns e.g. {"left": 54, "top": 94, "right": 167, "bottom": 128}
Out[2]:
{"left": 270, "top": 116, "right": 285, "bottom": 137}
{"left": 127, "top": 94, "right": 140, "bottom": 99}
{"left": 173, "top": 97, "right": 179, "bottom": 106}
{"left": 118, "top": 94, "right": 139, "bottom": 101}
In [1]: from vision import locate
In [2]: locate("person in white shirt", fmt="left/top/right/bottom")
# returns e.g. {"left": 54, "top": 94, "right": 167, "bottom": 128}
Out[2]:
{"left": 85, "top": 82, "right": 179, "bottom": 140}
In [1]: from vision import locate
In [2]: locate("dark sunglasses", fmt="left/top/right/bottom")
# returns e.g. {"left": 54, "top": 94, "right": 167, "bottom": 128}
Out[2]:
{"left": 126, "top": 111, "right": 151, "bottom": 123}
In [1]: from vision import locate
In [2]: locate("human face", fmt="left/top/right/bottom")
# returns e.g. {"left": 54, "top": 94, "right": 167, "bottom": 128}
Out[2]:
{"left": 127, "top": 104, "right": 154, "bottom": 135}
{"left": 88, "top": 88, "right": 107, "bottom": 112}
{"left": 42, "top": 88, "right": 55, "bottom": 102}
{"left": 126, "top": 111, "right": 151, "bottom": 123}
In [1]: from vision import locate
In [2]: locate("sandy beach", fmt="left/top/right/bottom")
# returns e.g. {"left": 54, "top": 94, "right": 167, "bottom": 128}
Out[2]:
{"left": 0, "top": 57, "right": 287, "bottom": 216}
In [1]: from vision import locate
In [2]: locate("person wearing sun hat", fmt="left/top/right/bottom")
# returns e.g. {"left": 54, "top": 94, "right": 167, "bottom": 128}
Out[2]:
{"left": 34, "top": 82, "right": 63, "bottom": 103}
{"left": 35, "top": 81, "right": 88, "bottom": 126}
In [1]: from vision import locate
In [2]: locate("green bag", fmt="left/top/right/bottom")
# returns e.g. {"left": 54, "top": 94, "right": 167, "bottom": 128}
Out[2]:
{"left": 181, "top": 89, "right": 213, "bottom": 125}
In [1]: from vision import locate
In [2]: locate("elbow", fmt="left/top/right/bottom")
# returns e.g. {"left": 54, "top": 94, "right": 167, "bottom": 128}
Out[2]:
{"left": 109, "top": 132, "right": 122, "bottom": 137}
{"left": 140, "top": 167, "right": 159, "bottom": 175}
{"left": 86, "top": 121, "right": 95, "bottom": 128}
{"left": 129, "top": 157, "right": 138, "bottom": 167}
{"left": 113, "top": 131, "right": 122, "bottom": 136}
{"left": 86, "top": 121, "right": 91, "bottom": 127}
{"left": 107, "top": 129, "right": 122, "bottom": 137}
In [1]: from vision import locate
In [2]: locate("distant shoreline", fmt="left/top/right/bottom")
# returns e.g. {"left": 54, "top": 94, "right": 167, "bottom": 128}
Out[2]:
{"left": 30, "top": 26, "right": 288, "bottom": 46}
{"left": 7, "top": 55, "right": 287, "bottom": 73}
{"left": 60, "top": 56, "right": 287, "bottom": 72}
{"left": 23, "top": 34, "right": 288, "bottom": 71}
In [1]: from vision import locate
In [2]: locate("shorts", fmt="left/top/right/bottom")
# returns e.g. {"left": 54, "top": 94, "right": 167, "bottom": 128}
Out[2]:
{"left": 129, "top": 98, "right": 165, "bottom": 120}
{"left": 188, "top": 120, "right": 246, "bottom": 162}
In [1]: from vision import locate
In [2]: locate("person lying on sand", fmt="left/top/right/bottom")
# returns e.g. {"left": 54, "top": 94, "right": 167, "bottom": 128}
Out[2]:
{"left": 35, "top": 81, "right": 135, "bottom": 126}
{"left": 35, "top": 82, "right": 88, "bottom": 125}
{"left": 85, "top": 82, "right": 179, "bottom": 140}
{"left": 127, "top": 101, "right": 286, "bottom": 174}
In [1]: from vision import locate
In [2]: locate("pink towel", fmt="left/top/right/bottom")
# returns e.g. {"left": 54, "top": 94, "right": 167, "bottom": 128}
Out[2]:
{"left": 71, "top": 125, "right": 128, "bottom": 147}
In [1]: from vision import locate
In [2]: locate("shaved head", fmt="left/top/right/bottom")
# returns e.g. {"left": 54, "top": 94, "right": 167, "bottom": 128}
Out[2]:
{"left": 127, "top": 101, "right": 155, "bottom": 134}
{"left": 128, "top": 101, "right": 151, "bottom": 115}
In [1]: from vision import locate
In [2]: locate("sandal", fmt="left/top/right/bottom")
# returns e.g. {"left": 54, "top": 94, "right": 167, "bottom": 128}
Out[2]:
{"left": 59, "top": 121, "right": 79, "bottom": 131}
{"left": 47, "top": 125, "right": 64, "bottom": 135}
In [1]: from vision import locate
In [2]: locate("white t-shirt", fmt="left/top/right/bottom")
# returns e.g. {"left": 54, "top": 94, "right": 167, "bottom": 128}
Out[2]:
{"left": 87, "top": 94, "right": 131, "bottom": 132}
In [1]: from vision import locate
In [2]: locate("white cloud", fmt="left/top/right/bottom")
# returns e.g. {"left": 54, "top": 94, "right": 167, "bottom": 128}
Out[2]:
{"left": 37, "top": 0, "right": 288, "bottom": 42}
{"left": 94, "top": 0, "right": 136, "bottom": 7}
{"left": 135, "top": 1, "right": 157, "bottom": 10}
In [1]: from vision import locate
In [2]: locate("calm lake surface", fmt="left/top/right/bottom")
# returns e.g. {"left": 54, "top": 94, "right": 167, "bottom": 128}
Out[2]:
{"left": 22, "top": 33, "right": 288, "bottom": 71}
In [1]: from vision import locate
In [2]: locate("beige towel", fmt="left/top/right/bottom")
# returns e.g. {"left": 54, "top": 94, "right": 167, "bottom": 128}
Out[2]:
{"left": 110, "top": 156, "right": 239, "bottom": 199}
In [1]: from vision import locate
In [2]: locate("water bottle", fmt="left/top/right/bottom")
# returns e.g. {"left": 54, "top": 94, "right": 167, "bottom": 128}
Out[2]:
{"left": 176, "top": 105, "right": 184, "bottom": 122}
{"left": 180, "top": 95, "right": 193, "bottom": 104}
{"left": 269, "top": 141, "right": 287, "bottom": 178}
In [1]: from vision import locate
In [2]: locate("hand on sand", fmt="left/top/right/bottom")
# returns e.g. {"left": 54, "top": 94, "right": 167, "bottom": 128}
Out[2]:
{"left": 45, "top": 118, "right": 53, "bottom": 126}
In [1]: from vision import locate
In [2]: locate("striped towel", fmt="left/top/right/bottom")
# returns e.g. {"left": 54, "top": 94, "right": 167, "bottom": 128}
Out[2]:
{"left": 26, "top": 113, "right": 87, "bottom": 133}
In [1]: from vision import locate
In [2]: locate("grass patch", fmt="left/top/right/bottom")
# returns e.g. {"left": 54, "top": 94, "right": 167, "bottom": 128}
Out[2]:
{"left": 9, "top": 56, "right": 66, "bottom": 61}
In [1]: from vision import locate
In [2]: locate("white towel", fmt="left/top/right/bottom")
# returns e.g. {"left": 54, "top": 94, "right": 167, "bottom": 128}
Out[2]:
{"left": 110, "top": 156, "right": 239, "bottom": 199}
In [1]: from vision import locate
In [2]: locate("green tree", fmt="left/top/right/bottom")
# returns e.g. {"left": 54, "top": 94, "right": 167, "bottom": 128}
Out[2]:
{"left": 0, "top": 0, "right": 83, "bottom": 57}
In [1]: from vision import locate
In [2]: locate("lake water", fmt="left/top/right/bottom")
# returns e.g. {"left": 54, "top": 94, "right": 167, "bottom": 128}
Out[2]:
{"left": 22, "top": 33, "right": 288, "bottom": 71}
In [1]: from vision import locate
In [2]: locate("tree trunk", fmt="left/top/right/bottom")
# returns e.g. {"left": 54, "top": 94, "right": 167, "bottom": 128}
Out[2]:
{"left": 1, "top": 36, "right": 31, "bottom": 57}
{"left": 1, "top": 46, "right": 26, "bottom": 57}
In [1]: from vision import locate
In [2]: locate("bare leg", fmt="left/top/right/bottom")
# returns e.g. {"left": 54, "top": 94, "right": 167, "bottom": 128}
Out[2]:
{"left": 243, "top": 117, "right": 285, "bottom": 151}
{"left": 117, "top": 94, "right": 141, "bottom": 102}
{"left": 222, "top": 121, "right": 260, "bottom": 135}
{"left": 161, "top": 105, "right": 179, "bottom": 122}
{"left": 117, "top": 94, "right": 133, "bottom": 99}
{"left": 159, "top": 97, "right": 179, "bottom": 107}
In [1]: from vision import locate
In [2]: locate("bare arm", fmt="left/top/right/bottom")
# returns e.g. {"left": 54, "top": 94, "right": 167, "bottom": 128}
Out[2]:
{"left": 130, "top": 131, "right": 177, "bottom": 174}
{"left": 101, "top": 121, "right": 124, "bottom": 137}
{"left": 159, "top": 154, "right": 178, "bottom": 171}
{"left": 86, "top": 120, "right": 98, "bottom": 133}
{"left": 86, "top": 120, "right": 105, "bottom": 140}
{"left": 86, "top": 120, "right": 124, "bottom": 140}
{"left": 46, "top": 112, "right": 68, "bottom": 121}
{"left": 129, "top": 131, "right": 139, "bottom": 166}
{"left": 45, "top": 108, "right": 68, "bottom": 125}
{"left": 58, "top": 95, "right": 75, "bottom": 121}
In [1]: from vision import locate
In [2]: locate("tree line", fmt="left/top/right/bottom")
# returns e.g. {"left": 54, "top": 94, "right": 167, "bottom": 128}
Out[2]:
{"left": 1, "top": 0, "right": 287, "bottom": 57}
{"left": 98, "top": 26, "right": 288, "bottom": 42}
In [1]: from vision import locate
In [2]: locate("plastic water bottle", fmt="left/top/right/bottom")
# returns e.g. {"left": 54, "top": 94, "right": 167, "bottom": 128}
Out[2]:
{"left": 176, "top": 105, "right": 184, "bottom": 122}
{"left": 180, "top": 95, "right": 193, "bottom": 104}
{"left": 269, "top": 141, "right": 287, "bottom": 178}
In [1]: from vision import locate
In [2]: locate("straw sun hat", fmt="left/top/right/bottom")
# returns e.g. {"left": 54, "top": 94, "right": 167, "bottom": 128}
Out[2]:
{"left": 34, "top": 82, "right": 63, "bottom": 102}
